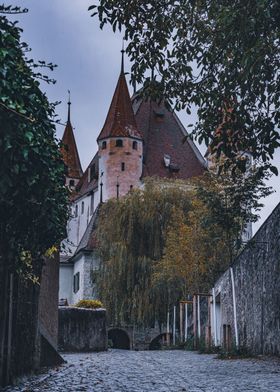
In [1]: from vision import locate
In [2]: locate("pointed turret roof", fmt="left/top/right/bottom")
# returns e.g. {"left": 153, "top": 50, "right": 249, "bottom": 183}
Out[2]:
{"left": 97, "top": 54, "right": 142, "bottom": 141}
{"left": 61, "top": 97, "right": 83, "bottom": 179}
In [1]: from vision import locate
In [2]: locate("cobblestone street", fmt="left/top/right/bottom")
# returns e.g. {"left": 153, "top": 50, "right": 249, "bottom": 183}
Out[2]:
{"left": 5, "top": 350, "right": 280, "bottom": 392}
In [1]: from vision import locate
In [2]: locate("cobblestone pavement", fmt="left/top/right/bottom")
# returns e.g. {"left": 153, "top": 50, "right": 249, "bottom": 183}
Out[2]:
{"left": 5, "top": 350, "right": 280, "bottom": 392}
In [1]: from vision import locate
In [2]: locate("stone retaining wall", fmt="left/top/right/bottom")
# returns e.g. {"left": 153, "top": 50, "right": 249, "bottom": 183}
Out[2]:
{"left": 58, "top": 307, "right": 107, "bottom": 352}
{"left": 213, "top": 203, "right": 280, "bottom": 355}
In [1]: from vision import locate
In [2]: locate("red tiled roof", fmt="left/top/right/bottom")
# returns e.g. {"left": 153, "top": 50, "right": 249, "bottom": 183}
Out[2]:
{"left": 97, "top": 71, "right": 142, "bottom": 141}
{"left": 61, "top": 119, "right": 83, "bottom": 179}
{"left": 132, "top": 97, "right": 206, "bottom": 179}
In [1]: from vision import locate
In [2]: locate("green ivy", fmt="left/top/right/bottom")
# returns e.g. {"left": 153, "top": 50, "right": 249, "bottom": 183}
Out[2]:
{"left": 0, "top": 6, "right": 69, "bottom": 277}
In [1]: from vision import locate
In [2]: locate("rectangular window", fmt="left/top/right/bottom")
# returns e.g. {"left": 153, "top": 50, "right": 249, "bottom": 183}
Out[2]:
{"left": 121, "top": 162, "right": 125, "bottom": 171}
{"left": 73, "top": 272, "right": 80, "bottom": 293}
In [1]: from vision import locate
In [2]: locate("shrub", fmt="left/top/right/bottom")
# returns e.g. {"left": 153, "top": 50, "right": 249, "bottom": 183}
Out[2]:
{"left": 75, "top": 299, "right": 103, "bottom": 309}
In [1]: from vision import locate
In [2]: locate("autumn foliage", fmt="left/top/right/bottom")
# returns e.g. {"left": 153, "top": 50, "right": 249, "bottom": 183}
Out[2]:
{"left": 96, "top": 170, "right": 271, "bottom": 327}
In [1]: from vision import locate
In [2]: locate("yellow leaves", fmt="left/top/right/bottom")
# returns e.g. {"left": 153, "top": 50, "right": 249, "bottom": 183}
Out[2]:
{"left": 75, "top": 299, "right": 103, "bottom": 309}
{"left": 18, "top": 250, "right": 40, "bottom": 285}
{"left": 152, "top": 183, "right": 230, "bottom": 294}
{"left": 44, "top": 245, "right": 58, "bottom": 258}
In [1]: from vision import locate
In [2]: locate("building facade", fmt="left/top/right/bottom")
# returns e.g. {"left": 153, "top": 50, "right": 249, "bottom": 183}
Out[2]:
{"left": 59, "top": 61, "right": 207, "bottom": 305}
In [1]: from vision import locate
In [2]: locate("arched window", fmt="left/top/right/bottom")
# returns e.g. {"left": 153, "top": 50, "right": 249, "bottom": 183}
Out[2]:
{"left": 81, "top": 201, "right": 84, "bottom": 214}
{"left": 121, "top": 162, "right": 125, "bottom": 171}
{"left": 132, "top": 141, "right": 138, "bottom": 150}
{"left": 116, "top": 139, "right": 123, "bottom": 147}
{"left": 102, "top": 141, "right": 107, "bottom": 150}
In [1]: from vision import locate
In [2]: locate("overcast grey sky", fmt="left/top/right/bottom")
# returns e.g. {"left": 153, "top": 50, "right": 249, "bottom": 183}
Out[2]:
{"left": 7, "top": 0, "right": 280, "bottom": 232}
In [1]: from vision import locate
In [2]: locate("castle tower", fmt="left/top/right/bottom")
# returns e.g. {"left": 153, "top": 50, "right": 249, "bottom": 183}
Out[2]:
{"left": 97, "top": 54, "right": 143, "bottom": 201}
{"left": 61, "top": 94, "right": 83, "bottom": 189}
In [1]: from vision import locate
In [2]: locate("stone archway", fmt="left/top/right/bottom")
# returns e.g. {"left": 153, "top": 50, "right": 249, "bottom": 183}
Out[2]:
{"left": 149, "top": 333, "right": 172, "bottom": 350}
{"left": 108, "top": 328, "right": 130, "bottom": 349}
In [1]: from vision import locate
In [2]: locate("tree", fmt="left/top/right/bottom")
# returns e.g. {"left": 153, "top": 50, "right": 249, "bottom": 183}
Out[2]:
{"left": 89, "top": 0, "right": 280, "bottom": 173}
{"left": 96, "top": 169, "right": 272, "bottom": 327}
{"left": 0, "top": 6, "right": 69, "bottom": 384}
{"left": 195, "top": 167, "right": 273, "bottom": 262}
{"left": 96, "top": 179, "right": 192, "bottom": 327}
{"left": 152, "top": 199, "right": 227, "bottom": 297}
{"left": 153, "top": 168, "right": 273, "bottom": 295}
{"left": 0, "top": 5, "right": 68, "bottom": 277}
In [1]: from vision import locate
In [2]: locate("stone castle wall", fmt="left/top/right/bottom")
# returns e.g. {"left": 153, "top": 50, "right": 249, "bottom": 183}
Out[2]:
{"left": 214, "top": 203, "right": 280, "bottom": 355}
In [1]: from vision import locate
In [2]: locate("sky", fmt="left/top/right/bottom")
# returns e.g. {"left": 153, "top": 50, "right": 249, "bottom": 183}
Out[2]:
{"left": 6, "top": 0, "right": 280, "bottom": 232}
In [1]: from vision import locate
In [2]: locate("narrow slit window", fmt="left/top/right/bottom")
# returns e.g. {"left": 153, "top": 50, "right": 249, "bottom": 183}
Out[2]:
{"left": 121, "top": 162, "right": 125, "bottom": 171}
{"left": 90, "top": 194, "right": 94, "bottom": 214}
{"left": 81, "top": 201, "right": 84, "bottom": 214}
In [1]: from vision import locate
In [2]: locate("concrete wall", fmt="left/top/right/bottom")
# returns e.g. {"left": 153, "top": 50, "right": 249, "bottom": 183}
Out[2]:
{"left": 212, "top": 203, "right": 280, "bottom": 355}
{"left": 58, "top": 307, "right": 107, "bottom": 352}
{"left": 81, "top": 253, "right": 99, "bottom": 300}
{"left": 59, "top": 263, "right": 73, "bottom": 305}
{"left": 72, "top": 254, "right": 84, "bottom": 304}
{"left": 1, "top": 254, "right": 63, "bottom": 387}
{"left": 39, "top": 254, "right": 60, "bottom": 349}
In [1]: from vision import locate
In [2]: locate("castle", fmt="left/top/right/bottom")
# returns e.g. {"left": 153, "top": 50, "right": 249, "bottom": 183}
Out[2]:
{"left": 59, "top": 58, "right": 209, "bottom": 305}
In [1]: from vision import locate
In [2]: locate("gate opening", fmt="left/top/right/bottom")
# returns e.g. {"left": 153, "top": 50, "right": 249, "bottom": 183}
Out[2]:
{"left": 108, "top": 328, "right": 130, "bottom": 349}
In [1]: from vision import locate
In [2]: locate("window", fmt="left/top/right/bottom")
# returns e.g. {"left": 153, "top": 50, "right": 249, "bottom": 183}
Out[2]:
{"left": 69, "top": 179, "right": 75, "bottom": 187}
{"left": 116, "top": 139, "right": 123, "bottom": 147}
{"left": 81, "top": 201, "right": 84, "bottom": 214}
{"left": 75, "top": 204, "right": 78, "bottom": 218}
{"left": 90, "top": 193, "right": 94, "bottom": 214}
{"left": 121, "top": 162, "right": 125, "bottom": 171}
{"left": 73, "top": 272, "right": 80, "bottom": 293}
{"left": 90, "top": 164, "right": 96, "bottom": 182}
{"left": 132, "top": 141, "right": 138, "bottom": 150}
{"left": 102, "top": 141, "right": 107, "bottom": 150}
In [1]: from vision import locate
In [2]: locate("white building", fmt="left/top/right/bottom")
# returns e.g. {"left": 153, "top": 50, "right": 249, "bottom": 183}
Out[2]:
{"left": 59, "top": 60, "right": 209, "bottom": 305}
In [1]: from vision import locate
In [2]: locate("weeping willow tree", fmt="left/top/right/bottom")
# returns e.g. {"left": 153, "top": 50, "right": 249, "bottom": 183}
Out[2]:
{"left": 97, "top": 170, "right": 272, "bottom": 328}
{"left": 96, "top": 179, "right": 192, "bottom": 327}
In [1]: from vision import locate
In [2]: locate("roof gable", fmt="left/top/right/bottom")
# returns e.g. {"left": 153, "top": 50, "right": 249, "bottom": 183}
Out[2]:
{"left": 132, "top": 97, "right": 206, "bottom": 179}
